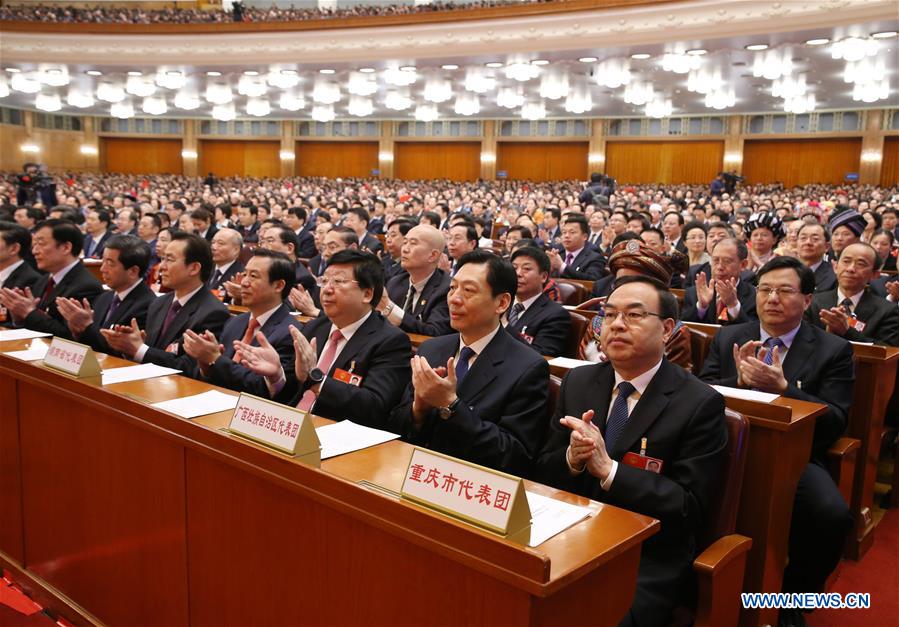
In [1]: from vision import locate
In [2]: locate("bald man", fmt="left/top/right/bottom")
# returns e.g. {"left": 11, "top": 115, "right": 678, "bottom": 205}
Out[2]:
{"left": 207, "top": 227, "right": 245, "bottom": 297}
{"left": 379, "top": 224, "right": 453, "bottom": 336}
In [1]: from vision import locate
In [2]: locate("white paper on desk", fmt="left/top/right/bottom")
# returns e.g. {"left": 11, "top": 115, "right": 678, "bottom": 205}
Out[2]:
{"left": 316, "top": 420, "right": 400, "bottom": 459}
{"left": 151, "top": 390, "right": 238, "bottom": 419}
{"left": 0, "top": 329, "right": 52, "bottom": 341}
{"left": 525, "top": 491, "right": 594, "bottom": 547}
{"left": 850, "top": 340, "right": 875, "bottom": 346}
{"left": 548, "top": 357, "right": 593, "bottom": 370}
{"left": 2, "top": 343, "right": 49, "bottom": 361}
{"left": 101, "top": 363, "right": 181, "bottom": 386}
{"left": 710, "top": 385, "right": 779, "bottom": 404}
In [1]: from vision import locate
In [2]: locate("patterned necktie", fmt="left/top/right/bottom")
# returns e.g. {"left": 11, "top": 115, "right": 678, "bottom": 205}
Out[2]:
{"left": 454, "top": 346, "right": 476, "bottom": 384}
{"left": 159, "top": 300, "right": 183, "bottom": 341}
{"left": 298, "top": 328, "right": 344, "bottom": 411}
{"left": 507, "top": 302, "right": 525, "bottom": 327}
{"left": 604, "top": 381, "right": 636, "bottom": 451}
{"left": 208, "top": 269, "right": 223, "bottom": 289}
{"left": 240, "top": 317, "right": 260, "bottom": 345}
{"left": 839, "top": 297, "right": 854, "bottom": 315}
{"left": 716, "top": 295, "right": 729, "bottom": 322}
{"left": 565, "top": 252, "right": 574, "bottom": 267}
{"left": 403, "top": 285, "right": 417, "bottom": 313}
{"left": 762, "top": 337, "right": 785, "bottom": 365}
{"left": 38, "top": 278, "right": 56, "bottom": 311}
{"left": 102, "top": 294, "right": 122, "bottom": 327}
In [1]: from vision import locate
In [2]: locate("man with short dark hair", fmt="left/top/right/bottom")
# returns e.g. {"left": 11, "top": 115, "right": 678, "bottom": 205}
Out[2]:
{"left": 234, "top": 202, "right": 260, "bottom": 243}
{"left": 662, "top": 211, "right": 686, "bottom": 253}
{"left": 83, "top": 208, "right": 113, "bottom": 259}
{"left": 0, "top": 219, "right": 103, "bottom": 337}
{"left": 388, "top": 249, "right": 550, "bottom": 476}
{"left": 382, "top": 218, "right": 414, "bottom": 280}
{"left": 507, "top": 246, "right": 570, "bottom": 357}
{"left": 190, "top": 207, "right": 218, "bottom": 242}
{"left": 445, "top": 223, "right": 478, "bottom": 276}
{"left": 0, "top": 222, "right": 41, "bottom": 294}
{"left": 682, "top": 238, "right": 757, "bottom": 324}
{"left": 548, "top": 214, "right": 606, "bottom": 281}
{"left": 57, "top": 234, "right": 155, "bottom": 355}
{"left": 796, "top": 223, "right": 837, "bottom": 292}
{"left": 115, "top": 208, "right": 138, "bottom": 237}
{"left": 284, "top": 206, "right": 316, "bottom": 258}
{"left": 342, "top": 206, "right": 383, "bottom": 255}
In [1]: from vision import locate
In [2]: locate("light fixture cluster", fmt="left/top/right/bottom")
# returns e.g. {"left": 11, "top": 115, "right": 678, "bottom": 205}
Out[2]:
{"left": 834, "top": 36, "right": 891, "bottom": 104}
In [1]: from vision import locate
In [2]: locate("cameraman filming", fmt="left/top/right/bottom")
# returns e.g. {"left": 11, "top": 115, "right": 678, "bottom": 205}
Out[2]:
{"left": 16, "top": 163, "right": 57, "bottom": 208}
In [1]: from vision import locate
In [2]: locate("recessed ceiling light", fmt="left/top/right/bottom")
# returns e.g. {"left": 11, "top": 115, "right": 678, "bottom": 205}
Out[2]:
{"left": 745, "top": 44, "right": 769, "bottom": 51}
{"left": 359, "top": 67, "right": 376, "bottom": 73}
{"left": 805, "top": 38, "right": 830, "bottom": 45}
{"left": 686, "top": 49, "right": 707, "bottom": 56}
{"left": 243, "top": 70, "right": 259, "bottom": 76}
{"left": 485, "top": 62, "right": 503, "bottom": 68}
{"left": 630, "top": 53, "right": 651, "bottom": 60}
{"left": 399, "top": 66, "right": 416, "bottom": 72}
{"left": 5, "top": 68, "right": 20, "bottom": 73}
{"left": 578, "top": 56, "right": 598, "bottom": 63}
{"left": 127, "top": 71, "right": 142, "bottom": 76}
{"left": 319, "top": 69, "right": 335, "bottom": 74}
{"left": 206, "top": 71, "right": 222, "bottom": 77}
{"left": 531, "top": 59, "right": 550, "bottom": 66}
{"left": 872, "top": 31, "right": 898, "bottom": 39}
{"left": 86, "top": 70, "right": 102, "bottom": 76}
{"left": 441, "top": 64, "right": 459, "bottom": 70}
{"left": 280, "top": 69, "right": 297, "bottom": 76}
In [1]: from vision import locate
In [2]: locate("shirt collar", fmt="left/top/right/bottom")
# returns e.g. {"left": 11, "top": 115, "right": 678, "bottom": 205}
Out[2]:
{"left": 215, "top": 259, "right": 236, "bottom": 274}
{"left": 52, "top": 259, "right": 81, "bottom": 284}
{"left": 563, "top": 246, "right": 584, "bottom": 260}
{"left": 0, "top": 259, "right": 25, "bottom": 285}
{"left": 760, "top": 322, "right": 802, "bottom": 350}
{"left": 409, "top": 270, "right": 435, "bottom": 294}
{"left": 331, "top": 309, "right": 372, "bottom": 343}
{"left": 115, "top": 279, "right": 144, "bottom": 301}
{"left": 809, "top": 259, "right": 823, "bottom": 272}
{"left": 514, "top": 291, "right": 542, "bottom": 312}
{"left": 837, "top": 288, "right": 864, "bottom": 308}
{"left": 458, "top": 323, "right": 502, "bottom": 358}
{"left": 175, "top": 284, "right": 204, "bottom": 307}
{"left": 251, "top": 303, "right": 283, "bottom": 328}
{"left": 613, "top": 358, "right": 664, "bottom": 398}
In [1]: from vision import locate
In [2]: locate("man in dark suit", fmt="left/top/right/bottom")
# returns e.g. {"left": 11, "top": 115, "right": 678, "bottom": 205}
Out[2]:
{"left": 287, "top": 227, "right": 358, "bottom": 317}
{"left": 82, "top": 207, "right": 114, "bottom": 259}
{"left": 382, "top": 218, "right": 414, "bottom": 281}
{"left": 259, "top": 225, "right": 315, "bottom": 294}
{"left": 0, "top": 222, "right": 42, "bottom": 295}
{"left": 343, "top": 206, "right": 383, "bottom": 255}
{"left": 684, "top": 222, "right": 736, "bottom": 288}
{"left": 699, "top": 257, "right": 853, "bottom": 626}
{"left": 0, "top": 219, "right": 103, "bottom": 338}
{"left": 207, "top": 228, "right": 245, "bottom": 297}
{"left": 57, "top": 234, "right": 155, "bottom": 356}
{"left": 805, "top": 242, "right": 899, "bottom": 346}
{"left": 388, "top": 249, "right": 550, "bottom": 477}
{"left": 284, "top": 207, "right": 317, "bottom": 259}
{"left": 797, "top": 222, "right": 837, "bottom": 292}
{"left": 234, "top": 202, "right": 260, "bottom": 244}
{"left": 114, "top": 208, "right": 139, "bottom": 237}
{"left": 101, "top": 232, "right": 229, "bottom": 373}
{"left": 184, "top": 249, "right": 303, "bottom": 399}
{"left": 190, "top": 207, "right": 218, "bottom": 243}
{"left": 662, "top": 211, "right": 688, "bottom": 254}
{"left": 682, "top": 238, "right": 757, "bottom": 324}
{"left": 548, "top": 214, "right": 606, "bottom": 281}
{"left": 379, "top": 224, "right": 452, "bottom": 337}
{"left": 535, "top": 277, "right": 727, "bottom": 626}
{"left": 506, "top": 246, "right": 570, "bottom": 356}
{"left": 236, "top": 249, "right": 412, "bottom": 430}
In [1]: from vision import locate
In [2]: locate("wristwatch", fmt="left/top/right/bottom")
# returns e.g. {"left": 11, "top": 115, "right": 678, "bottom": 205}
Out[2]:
{"left": 307, "top": 367, "right": 325, "bottom": 386}
{"left": 437, "top": 397, "right": 462, "bottom": 420}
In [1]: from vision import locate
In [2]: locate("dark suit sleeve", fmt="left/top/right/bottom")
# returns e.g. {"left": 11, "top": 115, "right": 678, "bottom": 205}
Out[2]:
{"left": 560, "top": 252, "right": 605, "bottom": 281}
{"left": 848, "top": 304, "right": 899, "bottom": 346}
{"left": 680, "top": 288, "right": 702, "bottom": 323}
{"left": 22, "top": 309, "right": 77, "bottom": 339}
{"left": 533, "top": 369, "right": 592, "bottom": 489}
{"left": 398, "top": 298, "right": 452, "bottom": 336}
{"left": 522, "top": 309, "right": 570, "bottom": 357}
{"left": 142, "top": 306, "right": 230, "bottom": 372}
{"left": 206, "top": 323, "right": 301, "bottom": 399}
{"left": 312, "top": 332, "right": 412, "bottom": 430}
{"left": 297, "top": 233, "right": 317, "bottom": 259}
{"left": 698, "top": 331, "right": 739, "bottom": 388}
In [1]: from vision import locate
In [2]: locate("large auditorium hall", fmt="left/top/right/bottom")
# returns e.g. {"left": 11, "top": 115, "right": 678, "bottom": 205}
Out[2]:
{"left": 0, "top": 0, "right": 898, "bottom": 625}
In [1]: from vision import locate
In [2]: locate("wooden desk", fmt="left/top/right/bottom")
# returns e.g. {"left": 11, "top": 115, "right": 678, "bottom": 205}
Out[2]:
{"left": 0, "top": 342, "right": 657, "bottom": 627}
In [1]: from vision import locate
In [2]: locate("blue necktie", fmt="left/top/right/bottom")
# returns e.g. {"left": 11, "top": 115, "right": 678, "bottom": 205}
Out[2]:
{"left": 102, "top": 294, "right": 122, "bottom": 327}
{"left": 455, "top": 346, "right": 476, "bottom": 384}
{"left": 762, "top": 337, "right": 785, "bottom": 365}
{"left": 604, "top": 381, "right": 636, "bottom": 451}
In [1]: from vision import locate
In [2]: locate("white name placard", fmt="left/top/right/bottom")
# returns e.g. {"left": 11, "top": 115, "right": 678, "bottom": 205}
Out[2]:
{"left": 401, "top": 447, "right": 531, "bottom": 537}
{"left": 227, "top": 393, "right": 321, "bottom": 466}
{"left": 42, "top": 337, "right": 101, "bottom": 378}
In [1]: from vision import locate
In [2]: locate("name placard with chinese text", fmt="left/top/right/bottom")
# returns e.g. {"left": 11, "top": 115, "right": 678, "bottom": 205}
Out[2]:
{"left": 42, "top": 337, "right": 101, "bottom": 378}
{"left": 401, "top": 447, "right": 531, "bottom": 537}
{"left": 227, "top": 393, "right": 320, "bottom": 466}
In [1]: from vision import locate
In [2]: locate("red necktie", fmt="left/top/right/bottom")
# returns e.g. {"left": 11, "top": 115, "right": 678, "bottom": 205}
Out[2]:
{"left": 716, "top": 296, "right": 729, "bottom": 322}
{"left": 240, "top": 317, "right": 260, "bottom": 345}
{"left": 297, "top": 328, "right": 344, "bottom": 411}
{"left": 38, "top": 278, "right": 56, "bottom": 311}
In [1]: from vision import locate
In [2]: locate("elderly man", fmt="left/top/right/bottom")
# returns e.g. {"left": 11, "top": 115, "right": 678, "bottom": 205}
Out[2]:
{"left": 536, "top": 276, "right": 727, "bottom": 626}
{"left": 207, "top": 228, "right": 245, "bottom": 296}
{"left": 682, "top": 238, "right": 757, "bottom": 324}
{"left": 379, "top": 224, "right": 452, "bottom": 336}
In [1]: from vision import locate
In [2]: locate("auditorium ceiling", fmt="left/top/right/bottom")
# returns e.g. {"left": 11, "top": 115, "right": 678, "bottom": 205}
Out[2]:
{"left": 0, "top": 0, "right": 897, "bottom": 121}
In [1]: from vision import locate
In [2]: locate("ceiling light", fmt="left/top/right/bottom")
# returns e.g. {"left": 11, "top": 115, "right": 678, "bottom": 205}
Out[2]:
{"left": 539, "top": 70, "right": 569, "bottom": 100}
{"left": 578, "top": 56, "right": 598, "bottom": 63}
{"left": 86, "top": 70, "right": 102, "bottom": 76}
{"left": 463, "top": 68, "right": 496, "bottom": 93}
{"left": 319, "top": 69, "right": 335, "bottom": 75}
{"left": 174, "top": 90, "right": 201, "bottom": 110}
{"left": 686, "top": 49, "right": 707, "bottom": 56}
{"left": 413, "top": 104, "right": 438, "bottom": 122}
{"left": 871, "top": 31, "right": 897, "bottom": 39}
{"left": 35, "top": 93, "right": 62, "bottom": 112}
{"left": 238, "top": 74, "right": 267, "bottom": 97}
{"left": 5, "top": 68, "right": 21, "bottom": 73}
{"left": 531, "top": 59, "right": 550, "bottom": 66}
{"left": 0, "top": 76, "right": 8, "bottom": 98}
{"left": 594, "top": 58, "right": 632, "bottom": 88}
{"left": 126, "top": 75, "right": 156, "bottom": 97}
{"left": 496, "top": 87, "right": 524, "bottom": 109}
{"left": 520, "top": 100, "right": 546, "bottom": 120}
{"left": 127, "top": 71, "right": 142, "bottom": 77}
{"left": 110, "top": 100, "right": 134, "bottom": 119}
{"left": 11, "top": 73, "right": 41, "bottom": 94}
{"left": 630, "top": 53, "right": 651, "bottom": 60}
{"left": 504, "top": 61, "right": 541, "bottom": 82}
{"left": 246, "top": 97, "right": 271, "bottom": 117}
{"left": 783, "top": 93, "right": 816, "bottom": 114}
{"left": 624, "top": 80, "right": 654, "bottom": 105}
{"left": 662, "top": 52, "right": 702, "bottom": 74}
{"left": 20, "top": 143, "right": 40, "bottom": 153}
{"left": 805, "top": 38, "right": 830, "bottom": 45}
{"left": 267, "top": 68, "right": 300, "bottom": 89}
{"left": 279, "top": 90, "right": 305, "bottom": 111}
{"left": 745, "top": 44, "right": 769, "bottom": 51}
{"left": 564, "top": 81, "right": 593, "bottom": 114}
{"left": 485, "top": 62, "right": 503, "bottom": 68}
{"left": 206, "top": 71, "right": 222, "bottom": 77}
{"left": 312, "top": 78, "right": 341, "bottom": 104}
{"left": 37, "top": 65, "right": 70, "bottom": 87}
{"left": 243, "top": 70, "right": 259, "bottom": 76}
{"left": 704, "top": 86, "right": 736, "bottom": 110}
{"left": 399, "top": 66, "right": 416, "bottom": 72}
{"left": 156, "top": 70, "right": 186, "bottom": 90}
{"left": 205, "top": 83, "right": 233, "bottom": 105}
{"left": 423, "top": 77, "right": 453, "bottom": 103}
{"left": 441, "top": 64, "right": 460, "bottom": 70}
{"left": 347, "top": 95, "right": 373, "bottom": 117}
{"left": 311, "top": 104, "right": 335, "bottom": 122}
{"left": 384, "top": 66, "right": 417, "bottom": 87}
{"left": 359, "top": 67, "right": 376, "bottom": 73}
{"left": 645, "top": 94, "right": 673, "bottom": 118}
{"left": 97, "top": 81, "right": 126, "bottom": 103}
{"left": 67, "top": 87, "right": 94, "bottom": 108}
{"left": 347, "top": 72, "right": 377, "bottom": 96}
{"left": 831, "top": 37, "right": 880, "bottom": 61}
{"left": 384, "top": 90, "right": 413, "bottom": 111}
{"left": 212, "top": 103, "right": 236, "bottom": 121}
{"left": 752, "top": 49, "right": 793, "bottom": 80}
{"left": 142, "top": 96, "right": 167, "bottom": 116}
{"left": 453, "top": 93, "right": 480, "bottom": 116}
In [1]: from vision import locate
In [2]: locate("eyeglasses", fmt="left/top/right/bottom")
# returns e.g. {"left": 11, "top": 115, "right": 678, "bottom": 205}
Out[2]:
{"left": 600, "top": 308, "right": 665, "bottom": 326}
{"left": 316, "top": 276, "right": 358, "bottom": 289}
{"left": 757, "top": 286, "right": 801, "bottom": 298}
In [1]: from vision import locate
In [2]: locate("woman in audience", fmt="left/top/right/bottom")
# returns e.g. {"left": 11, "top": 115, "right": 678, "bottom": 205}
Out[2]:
{"left": 745, "top": 210, "right": 784, "bottom": 272}
{"left": 683, "top": 220, "right": 710, "bottom": 267}
{"left": 871, "top": 228, "right": 898, "bottom": 273}
{"left": 146, "top": 227, "right": 173, "bottom": 292}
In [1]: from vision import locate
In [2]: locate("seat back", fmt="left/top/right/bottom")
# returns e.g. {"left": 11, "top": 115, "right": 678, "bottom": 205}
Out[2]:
{"left": 556, "top": 280, "right": 587, "bottom": 306}
{"left": 688, "top": 326, "right": 713, "bottom": 376}
{"left": 563, "top": 312, "right": 588, "bottom": 359}
{"left": 698, "top": 409, "right": 749, "bottom": 550}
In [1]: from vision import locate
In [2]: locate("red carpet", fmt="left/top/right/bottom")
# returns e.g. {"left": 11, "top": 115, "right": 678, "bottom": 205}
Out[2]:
{"left": 810, "top": 508, "right": 899, "bottom": 627}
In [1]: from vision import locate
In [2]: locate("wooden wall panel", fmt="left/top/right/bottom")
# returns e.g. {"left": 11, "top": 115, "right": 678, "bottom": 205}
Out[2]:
{"left": 881, "top": 137, "right": 899, "bottom": 187}
{"left": 497, "top": 142, "right": 589, "bottom": 181}
{"left": 295, "top": 141, "right": 379, "bottom": 178}
{"left": 199, "top": 140, "right": 279, "bottom": 178}
{"left": 605, "top": 141, "right": 724, "bottom": 184}
{"left": 1, "top": 125, "right": 96, "bottom": 172}
{"left": 101, "top": 137, "right": 183, "bottom": 174}
{"left": 394, "top": 142, "right": 481, "bottom": 181}
{"left": 742, "top": 138, "right": 862, "bottom": 187}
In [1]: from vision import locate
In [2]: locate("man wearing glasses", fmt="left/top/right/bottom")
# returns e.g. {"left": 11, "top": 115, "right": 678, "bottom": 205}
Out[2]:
{"left": 536, "top": 276, "right": 727, "bottom": 627}
{"left": 234, "top": 249, "right": 411, "bottom": 430}
{"left": 700, "top": 256, "right": 853, "bottom": 627}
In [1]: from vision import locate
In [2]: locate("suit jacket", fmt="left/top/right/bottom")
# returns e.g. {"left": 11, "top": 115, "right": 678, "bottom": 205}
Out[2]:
{"left": 308, "top": 255, "right": 325, "bottom": 277}
{"left": 82, "top": 229, "right": 113, "bottom": 260}
{"left": 534, "top": 360, "right": 726, "bottom": 624}
{"left": 77, "top": 281, "right": 156, "bottom": 355}
{"left": 296, "top": 229, "right": 317, "bottom": 259}
{"left": 202, "top": 225, "right": 219, "bottom": 243}
{"left": 699, "top": 321, "right": 853, "bottom": 463}
{"left": 235, "top": 222, "right": 259, "bottom": 244}
{"left": 806, "top": 289, "right": 899, "bottom": 346}
{"left": 388, "top": 328, "right": 550, "bottom": 477}
{"left": 207, "top": 260, "right": 245, "bottom": 293}
{"left": 685, "top": 262, "right": 755, "bottom": 288}
{"left": 812, "top": 262, "right": 838, "bottom": 293}
{"left": 385, "top": 269, "right": 452, "bottom": 336}
{"left": 141, "top": 287, "right": 230, "bottom": 372}
{"left": 506, "top": 293, "right": 571, "bottom": 357}
{"left": 294, "top": 261, "right": 316, "bottom": 293}
{"left": 276, "top": 311, "right": 412, "bottom": 430}
{"left": 22, "top": 261, "right": 104, "bottom": 338}
{"left": 558, "top": 247, "right": 606, "bottom": 281}
{"left": 0, "top": 261, "right": 43, "bottom": 292}
{"left": 360, "top": 232, "right": 383, "bottom": 255}
{"left": 206, "top": 304, "right": 303, "bottom": 399}
{"left": 869, "top": 274, "right": 897, "bottom": 299}
{"left": 382, "top": 255, "right": 404, "bottom": 281}
{"left": 590, "top": 274, "right": 615, "bottom": 301}
{"left": 681, "top": 280, "right": 757, "bottom": 324}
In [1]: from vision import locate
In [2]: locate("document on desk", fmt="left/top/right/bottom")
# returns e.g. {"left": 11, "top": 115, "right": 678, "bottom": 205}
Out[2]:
{"left": 2, "top": 342, "right": 49, "bottom": 361}
{"left": 548, "top": 357, "right": 594, "bottom": 370}
{"left": 317, "top": 420, "right": 400, "bottom": 459}
{"left": 101, "top": 363, "right": 181, "bottom": 385}
{"left": 710, "top": 385, "right": 779, "bottom": 404}
{"left": 525, "top": 491, "right": 594, "bottom": 547}
{"left": 151, "top": 390, "right": 239, "bottom": 419}
{"left": 0, "top": 329, "right": 52, "bottom": 341}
